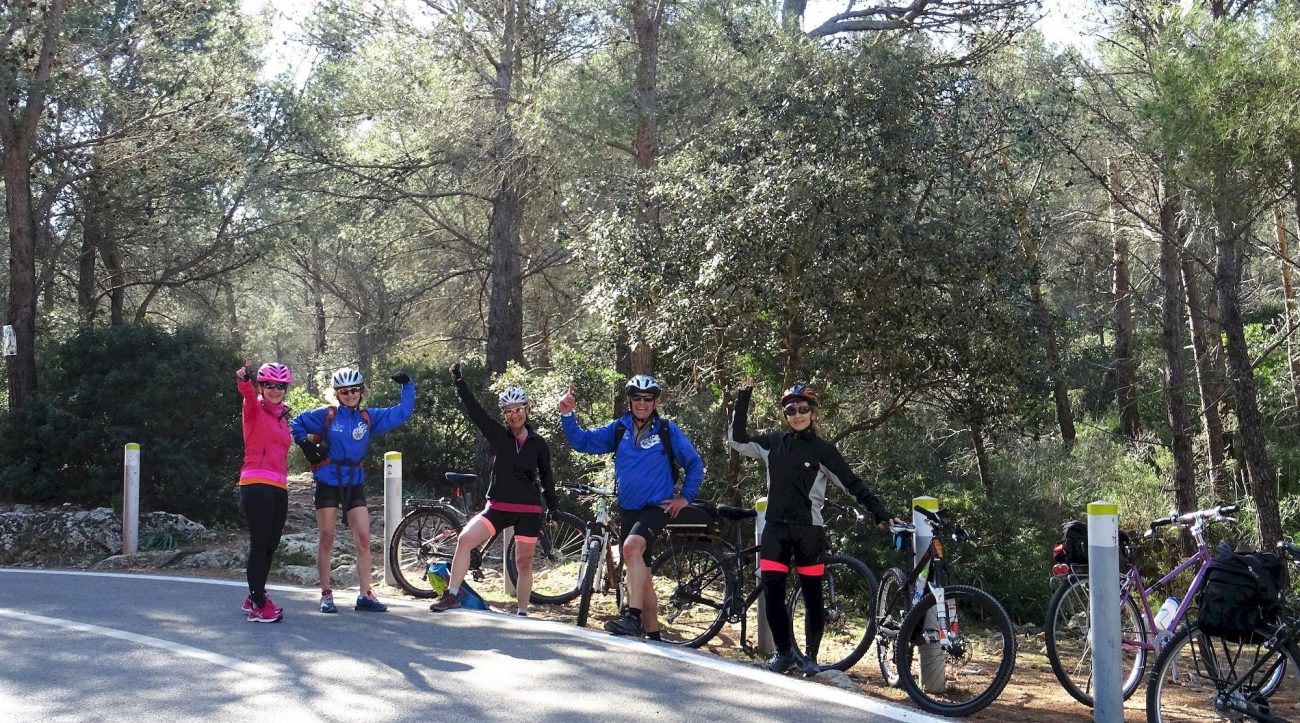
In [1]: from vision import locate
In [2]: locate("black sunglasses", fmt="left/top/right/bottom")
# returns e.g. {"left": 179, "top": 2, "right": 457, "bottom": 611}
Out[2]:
{"left": 628, "top": 394, "right": 657, "bottom": 403}
{"left": 260, "top": 382, "right": 288, "bottom": 391}
{"left": 337, "top": 386, "right": 362, "bottom": 395}
{"left": 783, "top": 405, "right": 812, "bottom": 416}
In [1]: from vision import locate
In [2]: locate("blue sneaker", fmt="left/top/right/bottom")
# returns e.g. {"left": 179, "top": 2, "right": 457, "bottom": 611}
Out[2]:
{"left": 355, "top": 592, "right": 388, "bottom": 612}
{"left": 319, "top": 592, "right": 337, "bottom": 614}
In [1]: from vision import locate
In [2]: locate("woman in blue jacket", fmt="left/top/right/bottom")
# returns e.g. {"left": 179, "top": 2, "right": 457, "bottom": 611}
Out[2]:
{"left": 292, "top": 367, "right": 415, "bottom": 614}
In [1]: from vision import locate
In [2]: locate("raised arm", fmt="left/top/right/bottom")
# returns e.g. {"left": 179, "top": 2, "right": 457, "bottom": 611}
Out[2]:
{"left": 451, "top": 363, "right": 504, "bottom": 437}
{"left": 368, "top": 374, "right": 416, "bottom": 435}
{"left": 726, "top": 381, "right": 769, "bottom": 460}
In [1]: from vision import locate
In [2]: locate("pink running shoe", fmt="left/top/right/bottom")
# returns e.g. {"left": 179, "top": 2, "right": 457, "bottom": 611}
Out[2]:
{"left": 247, "top": 598, "right": 283, "bottom": 623}
{"left": 241, "top": 595, "right": 254, "bottom": 614}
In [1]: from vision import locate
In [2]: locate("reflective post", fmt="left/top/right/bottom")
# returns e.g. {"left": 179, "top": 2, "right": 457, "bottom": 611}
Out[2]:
{"left": 754, "top": 497, "right": 773, "bottom": 654}
{"left": 913, "top": 495, "right": 944, "bottom": 693}
{"left": 122, "top": 443, "right": 140, "bottom": 555}
{"left": 383, "top": 451, "right": 402, "bottom": 586}
{"left": 1088, "top": 500, "right": 1122, "bottom": 722}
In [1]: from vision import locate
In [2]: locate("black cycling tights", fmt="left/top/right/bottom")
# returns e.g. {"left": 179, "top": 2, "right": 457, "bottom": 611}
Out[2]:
{"left": 762, "top": 570, "right": 825, "bottom": 660}
{"left": 241, "top": 484, "right": 288, "bottom": 606}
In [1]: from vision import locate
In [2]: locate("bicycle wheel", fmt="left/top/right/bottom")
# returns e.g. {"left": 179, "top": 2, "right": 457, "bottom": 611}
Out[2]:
{"left": 876, "top": 567, "right": 910, "bottom": 686}
{"left": 788, "top": 554, "right": 879, "bottom": 672}
{"left": 895, "top": 584, "right": 1017, "bottom": 717}
{"left": 650, "top": 539, "right": 733, "bottom": 648}
{"left": 1044, "top": 575, "right": 1148, "bottom": 706}
{"left": 387, "top": 507, "right": 462, "bottom": 598}
{"left": 575, "top": 536, "right": 603, "bottom": 628}
{"left": 1146, "top": 623, "right": 1300, "bottom": 722}
{"left": 505, "top": 510, "right": 586, "bottom": 605}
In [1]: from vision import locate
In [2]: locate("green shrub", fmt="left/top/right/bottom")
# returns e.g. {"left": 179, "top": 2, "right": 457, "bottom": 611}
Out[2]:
{"left": 0, "top": 323, "right": 243, "bottom": 525}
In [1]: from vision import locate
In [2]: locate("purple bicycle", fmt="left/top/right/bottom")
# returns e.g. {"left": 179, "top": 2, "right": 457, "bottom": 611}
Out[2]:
{"left": 1044, "top": 504, "right": 1267, "bottom": 707}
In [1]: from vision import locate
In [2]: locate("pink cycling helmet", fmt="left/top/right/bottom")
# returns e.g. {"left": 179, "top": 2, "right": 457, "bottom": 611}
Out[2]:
{"left": 255, "top": 362, "right": 292, "bottom": 384}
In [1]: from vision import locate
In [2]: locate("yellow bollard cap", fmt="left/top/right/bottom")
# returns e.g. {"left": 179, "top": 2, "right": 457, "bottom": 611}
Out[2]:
{"left": 1088, "top": 501, "right": 1119, "bottom": 516}
{"left": 125, "top": 443, "right": 140, "bottom": 452}
{"left": 755, "top": 497, "right": 767, "bottom": 512}
{"left": 384, "top": 451, "right": 402, "bottom": 461}
{"left": 912, "top": 496, "right": 939, "bottom": 511}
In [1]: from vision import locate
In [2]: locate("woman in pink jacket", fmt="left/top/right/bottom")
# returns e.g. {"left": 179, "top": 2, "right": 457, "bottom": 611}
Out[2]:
{"left": 236, "top": 362, "right": 294, "bottom": 623}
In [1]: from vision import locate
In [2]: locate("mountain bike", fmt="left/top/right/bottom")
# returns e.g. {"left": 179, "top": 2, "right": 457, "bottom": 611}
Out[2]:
{"left": 387, "top": 472, "right": 586, "bottom": 602}
{"left": 1044, "top": 505, "right": 1268, "bottom": 707}
{"left": 1145, "top": 540, "right": 1300, "bottom": 722}
{"left": 875, "top": 505, "right": 1016, "bottom": 717}
{"left": 652, "top": 501, "right": 879, "bottom": 672}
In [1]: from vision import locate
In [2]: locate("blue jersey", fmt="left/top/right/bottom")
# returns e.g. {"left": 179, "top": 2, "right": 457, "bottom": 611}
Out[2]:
{"left": 560, "top": 412, "right": 704, "bottom": 510}
{"left": 290, "top": 381, "right": 416, "bottom": 486}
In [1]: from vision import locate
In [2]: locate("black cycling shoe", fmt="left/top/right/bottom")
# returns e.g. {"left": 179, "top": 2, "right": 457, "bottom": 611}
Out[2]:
{"left": 603, "top": 611, "right": 645, "bottom": 637}
{"left": 798, "top": 655, "right": 821, "bottom": 678}
{"left": 765, "top": 650, "right": 798, "bottom": 673}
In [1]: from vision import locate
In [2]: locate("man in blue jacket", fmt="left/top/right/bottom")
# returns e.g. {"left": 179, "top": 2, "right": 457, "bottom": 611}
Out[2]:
{"left": 558, "top": 374, "right": 705, "bottom": 638}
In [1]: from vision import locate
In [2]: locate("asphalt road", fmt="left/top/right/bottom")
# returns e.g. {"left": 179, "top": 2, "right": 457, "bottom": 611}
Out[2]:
{"left": 0, "top": 569, "right": 945, "bottom": 723}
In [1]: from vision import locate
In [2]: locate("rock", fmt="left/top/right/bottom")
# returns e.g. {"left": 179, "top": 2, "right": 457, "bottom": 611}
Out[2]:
{"left": 178, "top": 546, "right": 245, "bottom": 569}
{"left": 0, "top": 505, "right": 121, "bottom": 565}
{"left": 141, "top": 512, "right": 208, "bottom": 544}
{"left": 811, "top": 668, "right": 859, "bottom": 692}
{"left": 97, "top": 550, "right": 184, "bottom": 569}
{"left": 278, "top": 564, "right": 320, "bottom": 587}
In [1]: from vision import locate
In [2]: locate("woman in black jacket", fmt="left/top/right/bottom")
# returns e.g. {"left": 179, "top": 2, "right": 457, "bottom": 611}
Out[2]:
{"left": 429, "top": 363, "right": 559, "bottom": 616}
{"left": 728, "top": 379, "right": 901, "bottom": 676}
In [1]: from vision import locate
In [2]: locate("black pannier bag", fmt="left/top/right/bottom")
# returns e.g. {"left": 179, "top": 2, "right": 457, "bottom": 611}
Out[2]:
{"left": 1053, "top": 520, "right": 1090, "bottom": 566}
{"left": 1197, "top": 541, "right": 1285, "bottom": 641}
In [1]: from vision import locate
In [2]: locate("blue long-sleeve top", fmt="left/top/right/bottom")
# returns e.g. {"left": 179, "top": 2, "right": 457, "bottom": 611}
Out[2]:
{"left": 290, "top": 381, "right": 416, "bottom": 486}
{"left": 560, "top": 411, "right": 704, "bottom": 510}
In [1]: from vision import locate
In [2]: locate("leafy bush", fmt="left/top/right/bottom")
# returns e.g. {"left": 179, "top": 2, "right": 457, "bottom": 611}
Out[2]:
{"left": 0, "top": 323, "right": 244, "bottom": 525}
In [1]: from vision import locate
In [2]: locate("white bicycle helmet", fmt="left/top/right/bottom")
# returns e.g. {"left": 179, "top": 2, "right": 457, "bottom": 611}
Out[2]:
{"left": 331, "top": 367, "right": 365, "bottom": 389}
{"left": 625, "top": 374, "right": 661, "bottom": 398}
{"left": 498, "top": 386, "right": 530, "bottom": 408}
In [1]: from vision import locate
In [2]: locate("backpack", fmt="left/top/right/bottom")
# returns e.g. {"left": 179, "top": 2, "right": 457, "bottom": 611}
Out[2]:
{"left": 613, "top": 417, "right": 681, "bottom": 490}
{"left": 1052, "top": 520, "right": 1132, "bottom": 569}
{"left": 1197, "top": 541, "right": 1285, "bottom": 642}
{"left": 308, "top": 406, "right": 371, "bottom": 472}
{"left": 456, "top": 579, "right": 490, "bottom": 611}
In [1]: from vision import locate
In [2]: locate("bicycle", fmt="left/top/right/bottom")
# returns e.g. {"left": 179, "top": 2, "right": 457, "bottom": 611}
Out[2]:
{"left": 387, "top": 472, "right": 587, "bottom": 603}
{"left": 566, "top": 483, "right": 722, "bottom": 631}
{"left": 651, "top": 500, "right": 879, "bottom": 672}
{"left": 874, "top": 505, "right": 1016, "bottom": 717}
{"left": 1145, "top": 540, "right": 1300, "bottom": 722}
{"left": 1044, "top": 504, "right": 1257, "bottom": 707}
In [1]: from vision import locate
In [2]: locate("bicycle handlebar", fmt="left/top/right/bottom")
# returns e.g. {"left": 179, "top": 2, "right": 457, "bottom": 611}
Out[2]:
{"left": 561, "top": 482, "right": 615, "bottom": 497}
{"left": 910, "top": 505, "right": 976, "bottom": 545}
{"left": 1145, "top": 504, "right": 1238, "bottom": 537}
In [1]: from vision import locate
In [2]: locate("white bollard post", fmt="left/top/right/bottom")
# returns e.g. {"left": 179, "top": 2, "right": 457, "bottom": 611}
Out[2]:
{"left": 122, "top": 443, "right": 140, "bottom": 555}
{"left": 913, "top": 495, "right": 945, "bottom": 693}
{"left": 503, "top": 527, "right": 516, "bottom": 596}
{"left": 383, "top": 452, "right": 402, "bottom": 587}
{"left": 1088, "top": 501, "right": 1123, "bottom": 722}
{"left": 754, "top": 497, "right": 774, "bottom": 654}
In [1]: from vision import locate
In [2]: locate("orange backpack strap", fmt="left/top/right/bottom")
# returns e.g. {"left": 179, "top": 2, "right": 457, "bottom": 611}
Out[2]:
{"left": 309, "top": 406, "right": 371, "bottom": 472}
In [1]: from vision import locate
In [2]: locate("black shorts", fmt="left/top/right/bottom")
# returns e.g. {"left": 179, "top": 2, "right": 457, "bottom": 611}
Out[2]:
{"left": 314, "top": 483, "right": 368, "bottom": 511}
{"left": 472, "top": 506, "right": 544, "bottom": 541}
{"left": 620, "top": 505, "right": 670, "bottom": 565}
{"left": 759, "top": 521, "right": 827, "bottom": 576}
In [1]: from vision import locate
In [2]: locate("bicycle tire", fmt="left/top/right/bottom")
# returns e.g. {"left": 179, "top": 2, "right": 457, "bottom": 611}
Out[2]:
{"left": 895, "top": 584, "right": 1017, "bottom": 717}
{"left": 505, "top": 510, "right": 586, "bottom": 605}
{"left": 576, "top": 536, "right": 603, "bottom": 628}
{"left": 1044, "top": 575, "right": 1148, "bottom": 706}
{"left": 788, "top": 554, "right": 879, "bottom": 672}
{"left": 387, "top": 506, "right": 462, "bottom": 598}
{"left": 1146, "top": 623, "right": 1300, "bottom": 722}
{"left": 650, "top": 539, "right": 733, "bottom": 648}
{"left": 875, "top": 566, "right": 910, "bottom": 686}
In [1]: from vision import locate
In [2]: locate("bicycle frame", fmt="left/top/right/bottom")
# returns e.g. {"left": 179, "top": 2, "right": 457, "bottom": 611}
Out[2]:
{"left": 894, "top": 529, "right": 961, "bottom": 649}
{"left": 405, "top": 497, "right": 502, "bottom": 581}
{"left": 1122, "top": 544, "right": 1212, "bottom": 653}
{"left": 573, "top": 484, "right": 622, "bottom": 598}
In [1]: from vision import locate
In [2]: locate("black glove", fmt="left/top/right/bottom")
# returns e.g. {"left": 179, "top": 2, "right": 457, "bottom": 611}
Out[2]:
{"left": 297, "top": 439, "right": 326, "bottom": 464}
{"left": 391, "top": 372, "right": 410, "bottom": 385}
{"left": 450, "top": 362, "right": 463, "bottom": 382}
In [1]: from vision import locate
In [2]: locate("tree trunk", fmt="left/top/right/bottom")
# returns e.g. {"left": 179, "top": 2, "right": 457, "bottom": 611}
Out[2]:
{"left": 781, "top": 0, "right": 807, "bottom": 30}
{"left": 1157, "top": 186, "right": 1197, "bottom": 552}
{"left": 1182, "top": 250, "right": 1233, "bottom": 504}
{"left": 3, "top": 127, "right": 40, "bottom": 409}
{"left": 1213, "top": 182, "right": 1283, "bottom": 546}
{"left": 222, "top": 281, "right": 242, "bottom": 351}
{"left": 77, "top": 174, "right": 102, "bottom": 326}
{"left": 484, "top": 0, "right": 524, "bottom": 376}
{"left": 1109, "top": 158, "right": 1140, "bottom": 441}
{"left": 971, "top": 423, "right": 993, "bottom": 497}
{"left": 1273, "top": 206, "right": 1300, "bottom": 419}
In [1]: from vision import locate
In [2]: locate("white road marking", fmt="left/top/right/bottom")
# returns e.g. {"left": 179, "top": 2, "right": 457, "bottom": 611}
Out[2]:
{"left": 0, "top": 609, "right": 275, "bottom": 676}
{"left": 1, "top": 568, "right": 946, "bottom": 722}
